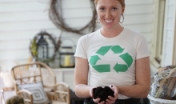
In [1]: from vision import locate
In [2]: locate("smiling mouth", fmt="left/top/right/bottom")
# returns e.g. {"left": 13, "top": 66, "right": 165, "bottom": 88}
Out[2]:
{"left": 105, "top": 20, "right": 113, "bottom": 23}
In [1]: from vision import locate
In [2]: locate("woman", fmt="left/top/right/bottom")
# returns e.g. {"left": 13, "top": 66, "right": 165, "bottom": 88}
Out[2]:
{"left": 74, "top": 0, "right": 150, "bottom": 104}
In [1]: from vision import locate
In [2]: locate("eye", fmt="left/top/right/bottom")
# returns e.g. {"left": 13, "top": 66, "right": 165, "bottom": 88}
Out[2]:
{"left": 112, "top": 7, "right": 117, "bottom": 11}
{"left": 99, "top": 7, "right": 105, "bottom": 11}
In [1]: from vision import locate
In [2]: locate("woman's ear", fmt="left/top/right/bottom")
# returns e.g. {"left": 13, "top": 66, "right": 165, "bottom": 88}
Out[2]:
{"left": 122, "top": 6, "right": 125, "bottom": 14}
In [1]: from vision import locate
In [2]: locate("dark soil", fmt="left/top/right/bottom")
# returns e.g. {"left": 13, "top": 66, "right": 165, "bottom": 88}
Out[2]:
{"left": 93, "top": 86, "right": 114, "bottom": 102}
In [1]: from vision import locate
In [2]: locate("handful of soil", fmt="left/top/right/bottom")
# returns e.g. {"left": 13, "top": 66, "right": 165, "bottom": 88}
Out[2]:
{"left": 93, "top": 86, "right": 114, "bottom": 102}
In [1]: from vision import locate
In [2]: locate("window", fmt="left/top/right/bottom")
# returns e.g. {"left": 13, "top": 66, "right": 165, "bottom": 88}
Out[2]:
{"left": 150, "top": 0, "right": 166, "bottom": 68}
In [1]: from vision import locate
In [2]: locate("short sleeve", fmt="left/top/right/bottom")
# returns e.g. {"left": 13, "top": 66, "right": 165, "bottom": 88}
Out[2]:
{"left": 74, "top": 35, "right": 88, "bottom": 59}
{"left": 136, "top": 34, "right": 150, "bottom": 59}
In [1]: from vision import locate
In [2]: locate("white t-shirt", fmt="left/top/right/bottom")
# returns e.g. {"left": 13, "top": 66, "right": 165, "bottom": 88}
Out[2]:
{"left": 74, "top": 28, "right": 149, "bottom": 99}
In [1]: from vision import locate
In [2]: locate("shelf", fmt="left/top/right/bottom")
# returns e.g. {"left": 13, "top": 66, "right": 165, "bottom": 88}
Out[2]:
{"left": 52, "top": 68, "right": 74, "bottom": 71}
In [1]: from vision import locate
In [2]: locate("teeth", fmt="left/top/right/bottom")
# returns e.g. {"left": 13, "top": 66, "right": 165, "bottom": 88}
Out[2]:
{"left": 105, "top": 20, "right": 112, "bottom": 23}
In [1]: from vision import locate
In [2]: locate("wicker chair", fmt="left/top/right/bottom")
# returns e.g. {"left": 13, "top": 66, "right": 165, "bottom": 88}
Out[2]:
{"left": 11, "top": 62, "right": 70, "bottom": 104}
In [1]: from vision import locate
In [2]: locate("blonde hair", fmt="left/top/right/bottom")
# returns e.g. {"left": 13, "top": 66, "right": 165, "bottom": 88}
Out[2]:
{"left": 94, "top": 0, "right": 125, "bottom": 7}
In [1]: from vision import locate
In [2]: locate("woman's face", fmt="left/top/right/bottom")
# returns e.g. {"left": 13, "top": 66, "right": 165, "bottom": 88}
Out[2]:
{"left": 96, "top": 0, "right": 125, "bottom": 29}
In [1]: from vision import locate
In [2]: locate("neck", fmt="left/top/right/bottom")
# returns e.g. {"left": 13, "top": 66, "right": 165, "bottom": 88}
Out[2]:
{"left": 100, "top": 26, "right": 124, "bottom": 38}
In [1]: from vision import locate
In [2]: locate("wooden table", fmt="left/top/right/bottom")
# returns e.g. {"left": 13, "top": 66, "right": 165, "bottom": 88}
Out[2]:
{"left": 0, "top": 87, "right": 14, "bottom": 104}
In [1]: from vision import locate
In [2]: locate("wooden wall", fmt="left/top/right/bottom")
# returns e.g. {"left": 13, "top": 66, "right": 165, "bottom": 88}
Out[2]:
{"left": 0, "top": 0, "right": 154, "bottom": 69}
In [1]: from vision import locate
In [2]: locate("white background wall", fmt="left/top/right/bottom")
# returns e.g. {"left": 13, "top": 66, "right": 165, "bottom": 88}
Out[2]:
{"left": 0, "top": 0, "right": 155, "bottom": 69}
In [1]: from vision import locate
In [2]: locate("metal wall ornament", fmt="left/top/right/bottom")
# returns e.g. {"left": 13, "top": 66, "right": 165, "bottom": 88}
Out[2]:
{"left": 30, "top": 31, "right": 59, "bottom": 64}
{"left": 37, "top": 35, "right": 49, "bottom": 63}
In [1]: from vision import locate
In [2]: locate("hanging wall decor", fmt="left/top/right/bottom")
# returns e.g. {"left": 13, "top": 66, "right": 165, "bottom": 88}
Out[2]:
{"left": 37, "top": 35, "right": 49, "bottom": 62}
{"left": 49, "top": 0, "right": 96, "bottom": 35}
{"left": 29, "top": 31, "right": 59, "bottom": 64}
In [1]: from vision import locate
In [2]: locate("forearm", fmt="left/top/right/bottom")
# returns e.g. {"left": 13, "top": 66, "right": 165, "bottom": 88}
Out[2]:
{"left": 75, "top": 84, "right": 92, "bottom": 98}
{"left": 117, "top": 57, "right": 151, "bottom": 98}
{"left": 117, "top": 84, "right": 150, "bottom": 98}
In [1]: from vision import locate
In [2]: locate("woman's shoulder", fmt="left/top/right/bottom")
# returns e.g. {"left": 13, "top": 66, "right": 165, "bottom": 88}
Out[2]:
{"left": 124, "top": 28, "right": 141, "bottom": 35}
{"left": 78, "top": 30, "right": 99, "bottom": 40}
{"left": 124, "top": 28, "right": 145, "bottom": 39}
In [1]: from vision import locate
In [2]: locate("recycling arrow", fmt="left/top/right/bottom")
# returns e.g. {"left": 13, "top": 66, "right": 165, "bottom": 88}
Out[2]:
{"left": 111, "top": 45, "right": 124, "bottom": 54}
{"left": 113, "top": 53, "right": 133, "bottom": 72}
{"left": 90, "top": 55, "right": 100, "bottom": 65}
{"left": 120, "top": 53, "right": 133, "bottom": 67}
{"left": 113, "top": 63, "right": 128, "bottom": 72}
{"left": 96, "top": 46, "right": 112, "bottom": 56}
{"left": 93, "top": 65, "right": 110, "bottom": 72}
{"left": 89, "top": 45, "right": 133, "bottom": 73}
{"left": 90, "top": 55, "right": 110, "bottom": 72}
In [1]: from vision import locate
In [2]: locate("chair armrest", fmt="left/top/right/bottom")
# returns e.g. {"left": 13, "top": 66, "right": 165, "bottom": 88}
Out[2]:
{"left": 44, "top": 82, "right": 70, "bottom": 104}
{"left": 56, "top": 82, "right": 69, "bottom": 88}
{"left": 18, "top": 89, "right": 32, "bottom": 95}
{"left": 55, "top": 82, "right": 70, "bottom": 104}
{"left": 44, "top": 82, "right": 69, "bottom": 92}
{"left": 17, "top": 89, "right": 33, "bottom": 104}
{"left": 43, "top": 84, "right": 56, "bottom": 89}
{"left": 44, "top": 82, "right": 69, "bottom": 88}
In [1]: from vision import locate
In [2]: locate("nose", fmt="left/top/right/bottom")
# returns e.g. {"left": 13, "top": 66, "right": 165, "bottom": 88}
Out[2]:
{"left": 105, "top": 11, "right": 112, "bottom": 19}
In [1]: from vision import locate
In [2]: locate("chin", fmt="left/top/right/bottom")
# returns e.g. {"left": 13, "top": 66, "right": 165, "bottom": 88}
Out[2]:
{"left": 104, "top": 26, "right": 115, "bottom": 30}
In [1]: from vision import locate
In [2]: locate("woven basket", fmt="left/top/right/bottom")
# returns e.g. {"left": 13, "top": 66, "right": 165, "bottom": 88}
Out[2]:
{"left": 148, "top": 94, "right": 176, "bottom": 104}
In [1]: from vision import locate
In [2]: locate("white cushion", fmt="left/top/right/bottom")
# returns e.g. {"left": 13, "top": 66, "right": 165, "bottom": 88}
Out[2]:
{"left": 19, "top": 82, "right": 49, "bottom": 104}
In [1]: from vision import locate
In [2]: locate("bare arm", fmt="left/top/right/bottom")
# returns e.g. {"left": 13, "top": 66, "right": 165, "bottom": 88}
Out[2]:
{"left": 74, "top": 57, "right": 92, "bottom": 98}
{"left": 117, "top": 57, "right": 150, "bottom": 98}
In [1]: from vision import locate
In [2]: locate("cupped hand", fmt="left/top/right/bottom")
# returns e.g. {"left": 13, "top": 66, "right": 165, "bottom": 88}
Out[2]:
{"left": 105, "top": 85, "right": 118, "bottom": 104}
{"left": 89, "top": 87, "right": 105, "bottom": 104}
{"left": 93, "top": 98, "right": 105, "bottom": 104}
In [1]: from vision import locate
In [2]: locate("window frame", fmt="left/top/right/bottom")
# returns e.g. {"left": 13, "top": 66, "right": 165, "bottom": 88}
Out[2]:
{"left": 173, "top": 7, "right": 176, "bottom": 66}
{"left": 150, "top": 0, "right": 166, "bottom": 68}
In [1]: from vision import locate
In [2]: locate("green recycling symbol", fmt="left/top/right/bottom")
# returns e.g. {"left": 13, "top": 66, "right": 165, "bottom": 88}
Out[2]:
{"left": 89, "top": 45, "right": 133, "bottom": 73}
